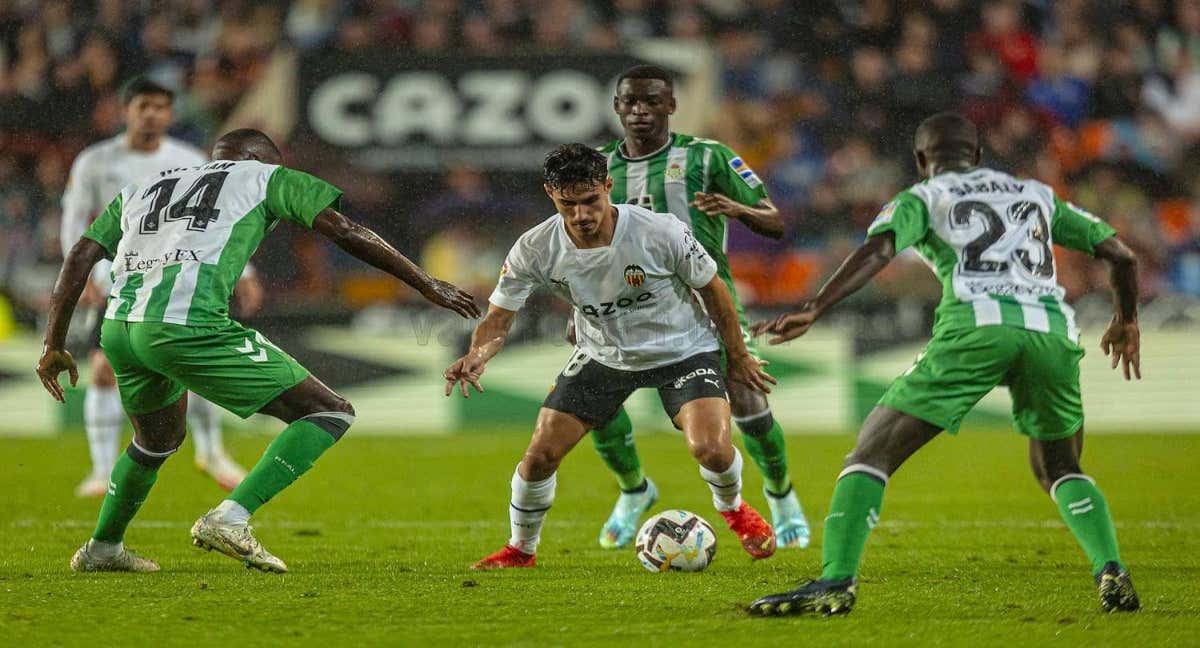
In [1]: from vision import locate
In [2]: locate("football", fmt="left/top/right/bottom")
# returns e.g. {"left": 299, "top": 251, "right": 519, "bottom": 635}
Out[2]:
{"left": 634, "top": 509, "right": 717, "bottom": 573}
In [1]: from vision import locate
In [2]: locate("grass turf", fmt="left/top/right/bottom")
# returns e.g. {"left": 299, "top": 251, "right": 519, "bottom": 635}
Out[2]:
{"left": 1, "top": 431, "right": 1197, "bottom": 646}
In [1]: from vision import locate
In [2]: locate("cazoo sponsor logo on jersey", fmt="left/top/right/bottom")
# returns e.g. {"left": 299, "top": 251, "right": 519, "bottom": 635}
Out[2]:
{"left": 673, "top": 367, "right": 718, "bottom": 389}
{"left": 579, "top": 291, "right": 655, "bottom": 318}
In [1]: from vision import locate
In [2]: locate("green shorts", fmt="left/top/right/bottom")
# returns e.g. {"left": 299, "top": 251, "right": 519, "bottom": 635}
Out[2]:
{"left": 880, "top": 325, "right": 1085, "bottom": 441}
{"left": 100, "top": 318, "right": 309, "bottom": 418}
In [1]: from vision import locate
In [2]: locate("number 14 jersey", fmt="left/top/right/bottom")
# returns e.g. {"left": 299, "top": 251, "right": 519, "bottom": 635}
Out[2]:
{"left": 84, "top": 160, "right": 342, "bottom": 327}
{"left": 868, "top": 167, "right": 1116, "bottom": 343}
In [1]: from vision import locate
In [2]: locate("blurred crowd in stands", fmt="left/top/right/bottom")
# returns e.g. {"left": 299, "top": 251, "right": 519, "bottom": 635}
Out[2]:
{"left": 2, "top": 0, "right": 1200, "bottom": 321}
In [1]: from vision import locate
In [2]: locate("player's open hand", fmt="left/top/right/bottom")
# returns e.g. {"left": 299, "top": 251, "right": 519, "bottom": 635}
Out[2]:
{"left": 690, "top": 192, "right": 740, "bottom": 219}
{"left": 420, "top": 278, "right": 482, "bottom": 319}
{"left": 1100, "top": 317, "right": 1141, "bottom": 380}
{"left": 35, "top": 347, "right": 78, "bottom": 403}
{"left": 443, "top": 354, "right": 487, "bottom": 398}
{"left": 751, "top": 303, "right": 821, "bottom": 345}
{"left": 726, "top": 352, "right": 776, "bottom": 394}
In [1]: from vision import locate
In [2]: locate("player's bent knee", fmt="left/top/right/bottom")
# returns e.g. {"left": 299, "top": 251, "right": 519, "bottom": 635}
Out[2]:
{"left": 300, "top": 410, "right": 356, "bottom": 441}
{"left": 687, "top": 437, "right": 733, "bottom": 472}
{"left": 521, "top": 446, "right": 563, "bottom": 479}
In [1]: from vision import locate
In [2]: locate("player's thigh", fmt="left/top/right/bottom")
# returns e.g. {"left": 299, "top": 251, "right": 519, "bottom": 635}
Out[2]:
{"left": 523, "top": 407, "right": 591, "bottom": 480}
{"left": 1010, "top": 331, "right": 1086, "bottom": 442}
{"left": 1029, "top": 428, "right": 1085, "bottom": 492}
{"left": 543, "top": 348, "right": 636, "bottom": 429}
{"left": 848, "top": 405, "right": 942, "bottom": 475}
{"left": 258, "top": 374, "right": 353, "bottom": 423}
{"left": 129, "top": 394, "right": 189, "bottom": 453}
{"left": 880, "top": 327, "right": 1019, "bottom": 436}
{"left": 134, "top": 321, "right": 310, "bottom": 420}
{"left": 672, "top": 397, "right": 734, "bottom": 468}
{"left": 100, "top": 319, "right": 185, "bottom": 417}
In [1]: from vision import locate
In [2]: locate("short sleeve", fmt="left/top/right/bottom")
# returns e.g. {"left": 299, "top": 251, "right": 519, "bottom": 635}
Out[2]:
{"left": 1051, "top": 197, "right": 1116, "bottom": 254}
{"left": 265, "top": 166, "right": 343, "bottom": 228}
{"left": 489, "top": 243, "right": 540, "bottom": 311}
{"left": 667, "top": 220, "right": 718, "bottom": 289}
{"left": 82, "top": 192, "right": 124, "bottom": 258}
{"left": 707, "top": 144, "right": 770, "bottom": 206}
{"left": 867, "top": 190, "right": 929, "bottom": 252}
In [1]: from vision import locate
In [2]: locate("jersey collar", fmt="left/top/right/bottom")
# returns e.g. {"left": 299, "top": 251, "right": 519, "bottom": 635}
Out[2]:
{"left": 617, "top": 133, "right": 675, "bottom": 162}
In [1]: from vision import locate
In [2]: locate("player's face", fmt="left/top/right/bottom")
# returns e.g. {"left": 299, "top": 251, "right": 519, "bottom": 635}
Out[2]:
{"left": 546, "top": 179, "right": 614, "bottom": 240}
{"left": 614, "top": 79, "right": 674, "bottom": 139}
{"left": 125, "top": 93, "right": 173, "bottom": 140}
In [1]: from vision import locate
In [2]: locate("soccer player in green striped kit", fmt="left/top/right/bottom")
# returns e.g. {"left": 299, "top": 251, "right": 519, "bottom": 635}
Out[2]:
{"left": 584, "top": 65, "right": 810, "bottom": 550}
{"left": 37, "top": 129, "right": 479, "bottom": 573}
{"left": 748, "top": 112, "right": 1142, "bottom": 615}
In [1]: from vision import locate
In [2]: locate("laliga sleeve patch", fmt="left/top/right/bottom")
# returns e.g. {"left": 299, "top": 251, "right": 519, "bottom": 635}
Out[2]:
{"left": 728, "top": 156, "right": 762, "bottom": 189}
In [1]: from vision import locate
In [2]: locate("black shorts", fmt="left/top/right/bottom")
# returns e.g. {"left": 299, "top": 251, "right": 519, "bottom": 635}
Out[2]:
{"left": 543, "top": 350, "right": 727, "bottom": 428}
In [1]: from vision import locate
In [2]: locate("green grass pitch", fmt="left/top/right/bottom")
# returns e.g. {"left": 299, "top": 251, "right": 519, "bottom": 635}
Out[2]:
{"left": 1, "top": 430, "right": 1198, "bottom": 645}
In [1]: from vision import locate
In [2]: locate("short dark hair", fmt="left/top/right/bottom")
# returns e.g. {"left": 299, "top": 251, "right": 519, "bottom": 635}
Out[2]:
{"left": 543, "top": 143, "right": 608, "bottom": 192}
{"left": 616, "top": 64, "right": 674, "bottom": 89}
{"left": 914, "top": 111, "right": 979, "bottom": 160}
{"left": 121, "top": 77, "right": 175, "bottom": 105}
{"left": 213, "top": 128, "right": 282, "bottom": 162}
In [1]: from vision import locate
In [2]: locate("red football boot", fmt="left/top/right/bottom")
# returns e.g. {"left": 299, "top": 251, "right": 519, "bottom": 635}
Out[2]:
{"left": 471, "top": 544, "right": 536, "bottom": 570}
{"left": 719, "top": 502, "right": 777, "bottom": 560}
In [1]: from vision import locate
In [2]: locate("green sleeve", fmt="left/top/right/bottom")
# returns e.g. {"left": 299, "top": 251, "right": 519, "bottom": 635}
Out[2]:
{"left": 82, "top": 193, "right": 124, "bottom": 258}
{"left": 1051, "top": 197, "right": 1116, "bottom": 254}
{"left": 265, "top": 166, "right": 344, "bottom": 228}
{"left": 866, "top": 191, "right": 929, "bottom": 252}
{"left": 707, "top": 144, "right": 770, "bottom": 206}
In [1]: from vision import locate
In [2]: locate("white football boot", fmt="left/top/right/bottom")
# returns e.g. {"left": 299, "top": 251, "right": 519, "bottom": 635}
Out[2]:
{"left": 70, "top": 541, "right": 160, "bottom": 573}
{"left": 190, "top": 510, "right": 287, "bottom": 573}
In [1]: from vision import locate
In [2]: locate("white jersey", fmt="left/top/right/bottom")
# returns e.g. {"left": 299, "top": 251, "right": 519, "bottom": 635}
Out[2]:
{"left": 62, "top": 135, "right": 207, "bottom": 257}
{"left": 490, "top": 204, "right": 720, "bottom": 371}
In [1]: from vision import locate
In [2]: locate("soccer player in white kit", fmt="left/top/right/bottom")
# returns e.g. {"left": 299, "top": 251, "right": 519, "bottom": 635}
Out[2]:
{"left": 443, "top": 144, "right": 779, "bottom": 569}
{"left": 61, "top": 78, "right": 253, "bottom": 496}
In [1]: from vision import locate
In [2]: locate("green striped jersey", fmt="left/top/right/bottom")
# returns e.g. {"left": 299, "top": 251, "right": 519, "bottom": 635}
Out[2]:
{"left": 867, "top": 167, "right": 1117, "bottom": 342}
{"left": 83, "top": 160, "right": 342, "bottom": 326}
{"left": 599, "top": 133, "right": 768, "bottom": 269}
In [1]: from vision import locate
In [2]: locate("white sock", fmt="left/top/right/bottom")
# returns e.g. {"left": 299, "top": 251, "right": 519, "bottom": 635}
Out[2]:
{"left": 508, "top": 466, "right": 556, "bottom": 554}
{"left": 86, "top": 538, "right": 123, "bottom": 559}
{"left": 187, "top": 394, "right": 222, "bottom": 461}
{"left": 699, "top": 447, "right": 744, "bottom": 512}
{"left": 84, "top": 386, "right": 124, "bottom": 477}
{"left": 213, "top": 499, "right": 251, "bottom": 526}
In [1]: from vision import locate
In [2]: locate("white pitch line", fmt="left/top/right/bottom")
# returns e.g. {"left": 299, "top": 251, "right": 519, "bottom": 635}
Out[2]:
{"left": 9, "top": 518, "right": 1200, "bottom": 530}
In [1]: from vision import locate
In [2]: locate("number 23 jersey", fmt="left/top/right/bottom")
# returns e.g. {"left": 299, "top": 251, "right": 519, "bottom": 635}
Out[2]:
{"left": 83, "top": 160, "right": 342, "bottom": 327}
{"left": 868, "top": 167, "right": 1117, "bottom": 343}
{"left": 490, "top": 204, "right": 720, "bottom": 372}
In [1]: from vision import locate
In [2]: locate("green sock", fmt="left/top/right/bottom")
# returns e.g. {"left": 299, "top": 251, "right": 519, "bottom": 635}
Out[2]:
{"left": 590, "top": 407, "right": 644, "bottom": 491}
{"left": 92, "top": 448, "right": 163, "bottom": 543}
{"left": 229, "top": 420, "right": 337, "bottom": 514}
{"left": 737, "top": 413, "right": 792, "bottom": 495}
{"left": 1053, "top": 476, "right": 1125, "bottom": 574}
{"left": 821, "top": 470, "right": 886, "bottom": 581}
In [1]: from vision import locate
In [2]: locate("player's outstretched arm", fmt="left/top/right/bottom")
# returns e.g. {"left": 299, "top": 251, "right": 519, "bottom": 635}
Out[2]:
{"left": 36, "top": 238, "right": 107, "bottom": 401}
{"left": 1094, "top": 236, "right": 1141, "bottom": 380}
{"left": 691, "top": 194, "right": 784, "bottom": 240}
{"left": 696, "top": 275, "right": 776, "bottom": 393}
{"left": 752, "top": 232, "right": 896, "bottom": 344}
{"left": 312, "top": 208, "right": 481, "bottom": 319}
{"left": 443, "top": 304, "right": 516, "bottom": 398}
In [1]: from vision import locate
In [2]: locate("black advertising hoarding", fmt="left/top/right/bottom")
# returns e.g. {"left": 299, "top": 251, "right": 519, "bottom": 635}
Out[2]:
{"left": 297, "top": 52, "right": 644, "bottom": 171}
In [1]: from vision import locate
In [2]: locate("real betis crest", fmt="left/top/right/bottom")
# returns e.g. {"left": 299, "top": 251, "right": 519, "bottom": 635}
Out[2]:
{"left": 664, "top": 163, "right": 685, "bottom": 182}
